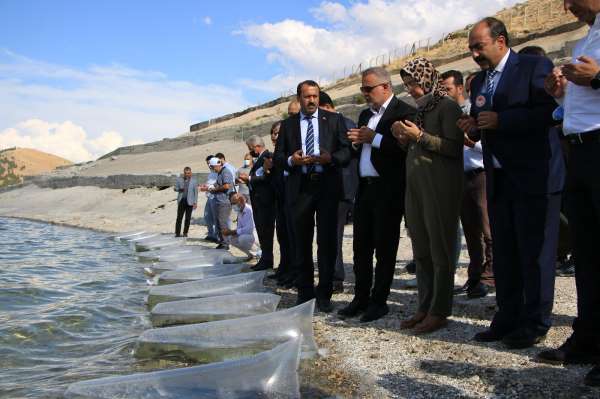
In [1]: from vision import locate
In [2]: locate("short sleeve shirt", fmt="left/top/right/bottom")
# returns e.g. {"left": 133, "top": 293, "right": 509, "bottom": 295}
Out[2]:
{"left": 215, "top": 168, "right": 235, "bottom": 204}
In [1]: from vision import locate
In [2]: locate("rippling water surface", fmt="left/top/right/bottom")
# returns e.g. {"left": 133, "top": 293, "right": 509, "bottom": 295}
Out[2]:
{"left": 0, "top": 218, "right": 150, "bottom": 398}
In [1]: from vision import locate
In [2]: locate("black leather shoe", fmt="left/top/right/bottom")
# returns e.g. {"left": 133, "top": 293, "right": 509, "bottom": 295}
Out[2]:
{"left": 252, "top": 261, "right": 273, "bottom": 271}
{"left": 216, "top": 243, "right": 229, "bottom": 250}
{"left": 454, "top": 279, "right": 478, "bottom": 295}
{"left": 316, "top": 297, "right": 333, "bottom": 313}
{"left": 502, "top": 328, "right": 546, "bottom": 349}
{"left": 266, "top": 271, "right": 281, "bottom": 280}
{"left": 585, "top": 365, "right": 600, "bottom": 387}
{"left": 360, "top": 304, "right": 389, "bottom": 323}
{"left": 467, "top": 282, "right": 489, "bottom": 299}
{"left": 405, "top": 260, "right": 417, "bottom": 274}
{"left": 332, "top": 281, "right": 344, "bottom": 294}
{"left": 537, "top": 337, "right": 600, "bottom": 365}
{"left": 296, "top": 294, "right": 315, "bottom": 306}
{"left": 337, "top": 299, "right": 368, "bottom": 318}
{"left": 473, "top": 328, "right": 507, "bottom": 342}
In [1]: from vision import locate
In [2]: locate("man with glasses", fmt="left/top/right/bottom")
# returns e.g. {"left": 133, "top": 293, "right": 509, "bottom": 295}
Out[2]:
{"left": 339, "top": 67, "right": 416, "bottom": 322}
{"left": 458, "top": 17, "right": 564, "bottom": 349}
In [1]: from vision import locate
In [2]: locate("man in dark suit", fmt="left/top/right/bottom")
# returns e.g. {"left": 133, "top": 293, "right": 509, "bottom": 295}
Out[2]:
{"left": 458, "top": 17, "right": 565, "bottom": 349}
{"left": 274, "top": 80, "right": 351, "bottom": 312}
{"left": 339, "top": 67, "right": 416, "bottom": 322}
{"left": 239, "top": 135, "right": 276, "bottom": 271}
{"left": 318, "top": 91, "right": 359, "bottom": 294}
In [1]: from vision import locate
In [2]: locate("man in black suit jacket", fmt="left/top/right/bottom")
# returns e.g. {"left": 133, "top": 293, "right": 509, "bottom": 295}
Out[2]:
{"left": 274, "top": 80, "right": 351, "bottom": 312}
{"left": 240, "top": 135, "right": 276, "bottom": 270}
{"left": 339, "top": 67, "right": 416, "bottom": 322}
{"left": 458, "top": 18, "right": 564, "bottom": 349}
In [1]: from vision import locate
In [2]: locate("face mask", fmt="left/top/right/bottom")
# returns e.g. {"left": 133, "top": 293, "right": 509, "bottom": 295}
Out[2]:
{"left": 243, "top": 160, "right": 251, "bottom": 167}
{"left": 250, "top": 150, "right": 259, "bottom": 157}
{"left": 232, "top": 204, "right": 242, "bottom": 213}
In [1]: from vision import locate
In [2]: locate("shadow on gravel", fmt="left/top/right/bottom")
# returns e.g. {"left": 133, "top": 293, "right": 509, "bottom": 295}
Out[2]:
{"left": 417, "top": 359, "right": 599, "bottom": 398}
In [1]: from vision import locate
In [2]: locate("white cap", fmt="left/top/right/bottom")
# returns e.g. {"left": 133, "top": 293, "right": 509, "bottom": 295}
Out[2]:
{"left": 209, "top": 157, "right": 221, "bottom": 166}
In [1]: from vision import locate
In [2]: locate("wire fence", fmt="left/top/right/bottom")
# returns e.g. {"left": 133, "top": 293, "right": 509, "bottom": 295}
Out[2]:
{"left": 195, "top": 0, "right": 574, "bottom": 135}
{"left": 275, "top": 0, "right": 575, "bottom": 98}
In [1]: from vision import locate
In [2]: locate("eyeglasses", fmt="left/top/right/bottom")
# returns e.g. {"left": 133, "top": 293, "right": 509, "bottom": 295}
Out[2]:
{"left": 360, "top": 83, "right": 386, "bottom": 93}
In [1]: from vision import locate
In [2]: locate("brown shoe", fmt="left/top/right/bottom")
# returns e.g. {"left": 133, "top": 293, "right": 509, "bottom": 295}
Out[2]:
{"left": 413, "top": 315, "right": 448, "bottom": 335}
{"left": 400, "top": 312, "right": 427, "bottom": 330}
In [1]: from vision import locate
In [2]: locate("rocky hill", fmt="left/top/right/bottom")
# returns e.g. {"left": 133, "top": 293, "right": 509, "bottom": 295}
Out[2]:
{"left": 0, "top": 148, "right": 72, "bottom": 188}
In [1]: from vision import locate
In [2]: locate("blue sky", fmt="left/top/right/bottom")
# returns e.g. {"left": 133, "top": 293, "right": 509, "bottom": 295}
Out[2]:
{"left": 0, "top": 0, "right": 517, "bottom": 162}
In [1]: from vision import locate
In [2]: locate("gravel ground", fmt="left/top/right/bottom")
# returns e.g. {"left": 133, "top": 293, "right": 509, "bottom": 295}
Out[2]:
{"left": 2, "top": 186, "right": 598, "bottom": 398}
{"left": 287, "top": 224, "right": 600, "bottom": 399}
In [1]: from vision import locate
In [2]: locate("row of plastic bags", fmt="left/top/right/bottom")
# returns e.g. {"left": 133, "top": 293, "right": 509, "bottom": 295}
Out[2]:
{"left": 66, "top": 231, "right": 317, "bottom": 398}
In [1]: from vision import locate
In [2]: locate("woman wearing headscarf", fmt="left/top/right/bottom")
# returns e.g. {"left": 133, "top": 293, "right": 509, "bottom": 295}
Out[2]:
{"left": 392, "top": 57, "right": 464, "bottom": 334}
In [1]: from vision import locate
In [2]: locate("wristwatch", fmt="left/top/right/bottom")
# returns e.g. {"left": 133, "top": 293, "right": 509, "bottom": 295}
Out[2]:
{"left": 592, "top": 71, "right": 600, "bottom": 90}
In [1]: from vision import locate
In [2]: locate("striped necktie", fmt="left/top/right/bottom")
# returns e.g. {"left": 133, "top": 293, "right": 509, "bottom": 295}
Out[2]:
{"left": 486, "top": 70, "right": 498, "bottom": 95}
{"left": 305, "top": 115, "right": 314, "bottom": 156}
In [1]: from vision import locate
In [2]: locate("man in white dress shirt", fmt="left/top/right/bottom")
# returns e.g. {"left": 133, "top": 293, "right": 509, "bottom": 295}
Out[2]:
{"left": 538, "top": 0, "right": 600, "bottom": 387}
{"left": 442, "top": 70, "right": 494, "bottom": 299}
{"left": 339, "top": 67, "right": 416, "bottom": 322}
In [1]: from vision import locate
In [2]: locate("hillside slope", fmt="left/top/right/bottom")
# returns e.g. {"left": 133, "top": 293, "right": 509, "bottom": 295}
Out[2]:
{"left": 0, "top": 148, "right": 72, "bottom": 187}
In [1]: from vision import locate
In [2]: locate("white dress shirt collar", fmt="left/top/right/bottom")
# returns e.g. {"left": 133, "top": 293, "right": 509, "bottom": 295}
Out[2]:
{"left": 370, "top": 94, "right": 394, "bottom": 115}
{"left": 494, "top": 49, "right": 511, "bottom": 74}
{"left": 299, "top": 108, "right": 319, "bottom": 120}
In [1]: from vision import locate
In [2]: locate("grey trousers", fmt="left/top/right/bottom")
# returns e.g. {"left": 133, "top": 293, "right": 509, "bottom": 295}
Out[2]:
{"left": 215, "top": 202, "right": 232, "bottom": 243}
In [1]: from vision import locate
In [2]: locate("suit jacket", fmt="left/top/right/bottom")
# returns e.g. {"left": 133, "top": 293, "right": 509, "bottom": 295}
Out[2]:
{"left": 340, "top": 115, "right": 359, "bottom": 202}
{"left": 248, "top": 150, "right": 276, "bottom": 205}
{"left": 355, "top": 96, "right": 416, "bottom": 187}
{"left": 175, "top": 177, "right": 198, "bottom": 206}
{"left": 469, "top": 51, "right": 565, "bottom": 196}
{"left": 274, "top": 109, "right": 351, "bottom": 202}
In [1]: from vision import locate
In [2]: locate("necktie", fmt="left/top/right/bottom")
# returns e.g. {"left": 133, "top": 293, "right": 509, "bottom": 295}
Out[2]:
{"left": 305, "top": 116, "right": 314, "bottom": 156}
{"left": 486, "top": 70, "right": 498, "bottom": 96}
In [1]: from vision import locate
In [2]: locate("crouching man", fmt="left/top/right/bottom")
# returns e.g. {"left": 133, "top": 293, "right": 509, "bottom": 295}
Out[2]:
{"left": 221, "top": 193, "right": 260, "bottom": 260}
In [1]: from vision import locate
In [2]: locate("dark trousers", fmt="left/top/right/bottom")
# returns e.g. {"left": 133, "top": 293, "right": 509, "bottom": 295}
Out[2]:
{"left": 488, "top": 170, "right": 561, "bottom": 334}
{"left": 353, "top": 178, "right": 403, "bottom": 306}
{"left": 251, "top": 195, "right": 276, "bottom": 265}
{"left": 293, "top": 176, "right": 338, "bottom": 301}
{"left": 275, "top": 192, "right": 293, "bottom": 273}
{"left": 557, "top": 211, "right": 571, "bottom": 262}
{"left": 566, "top": 141, "right": 600, "bottom": 342}
{"left": 460, "top": 169, "right": 494, "bottom": 285}
{"left": 175, "top": 199, "right": 193, "bottom": 236}
{"left": 334, "top": 200, "right": 353, "bottom": 282}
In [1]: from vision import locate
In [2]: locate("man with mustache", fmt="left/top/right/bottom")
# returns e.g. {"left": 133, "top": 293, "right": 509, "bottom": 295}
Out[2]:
{"left": 458, "top": 17, "right": 565, "bottom": 349}
{"left": 274, "top": 80, "right": 351, "bottom": 312}
{"left": 536, "top": 0, "right": 600, "bottom": 387}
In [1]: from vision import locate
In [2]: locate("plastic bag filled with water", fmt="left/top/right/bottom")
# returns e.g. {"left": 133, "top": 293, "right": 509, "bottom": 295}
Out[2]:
{"left": 146, "top": 255, "right": 250, "bottom": 274}
{"left": 150, "top": 292, "right": 281, "bottom": 327}
{"left": 157, "top": 263, "right": 247, "bottom": 285}
{"left": 146, "top": 271, "right": 266, "bottom": 309}
{"left": 65, "top": 338, "right": 301, "bottom": 399}
{"left": 135, "top": 300, "right": 317, "bottom": 363}
{"left": 135, "top": 236, "right": 186, "bottom": 251}
{"left": 113, "top": 231, "right": 146, "bottom": 242}
{"left": 138, "top": 246, "right": 228, "bottom": 262}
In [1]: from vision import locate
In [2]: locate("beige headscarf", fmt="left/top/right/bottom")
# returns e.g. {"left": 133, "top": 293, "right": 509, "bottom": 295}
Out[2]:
{"left": 400, "top": 57, "right": 448, "bottom": 128}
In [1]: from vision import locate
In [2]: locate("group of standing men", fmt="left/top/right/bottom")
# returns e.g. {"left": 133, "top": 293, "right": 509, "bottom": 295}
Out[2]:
{"left": 173, "top": 0, "right": 600, "bottom": 387}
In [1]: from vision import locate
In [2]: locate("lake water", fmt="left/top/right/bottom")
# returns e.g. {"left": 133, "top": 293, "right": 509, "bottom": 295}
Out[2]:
{"left": 0, "top": 217, "right": 151, "bottom": 398}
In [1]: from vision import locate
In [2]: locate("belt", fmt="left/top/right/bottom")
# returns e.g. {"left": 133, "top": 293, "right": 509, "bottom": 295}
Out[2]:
{"left": 360, "top": 176, "right": 381, "bottom": 185}
{"left": 567, "top": 129, "right": 600, "bottom": 145}
{"left": 302, "top": 172, "right": 323, "bottom": 182}
{"left": 464, "top": 168, "right": 484, "bottom": 179}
